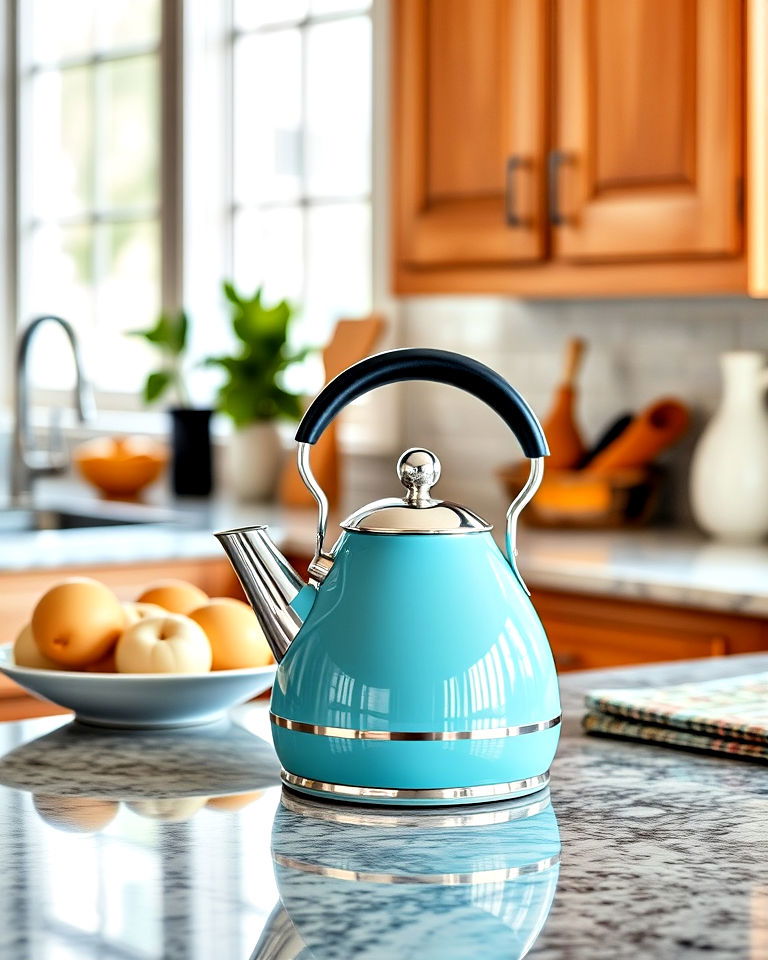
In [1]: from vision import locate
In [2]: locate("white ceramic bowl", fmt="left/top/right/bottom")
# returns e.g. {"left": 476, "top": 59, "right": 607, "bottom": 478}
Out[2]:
{"left": 0, "top": 647, "right": 276, "bottom": 729}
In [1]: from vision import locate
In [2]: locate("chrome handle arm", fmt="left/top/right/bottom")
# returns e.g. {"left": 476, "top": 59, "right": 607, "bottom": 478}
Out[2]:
{"left": 505, "top": 457, "right": 544, "bottom": 595}
{"left": 297, "top": 442, "right": 334, "bottom": 584}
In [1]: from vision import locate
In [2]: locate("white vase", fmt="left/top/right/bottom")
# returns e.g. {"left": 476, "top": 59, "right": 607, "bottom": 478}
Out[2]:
{"left": 227, "top": 422, "right": 284, "bottom": 502}
{"left": 689, "top": 351, "right": 768, "bottom": 542}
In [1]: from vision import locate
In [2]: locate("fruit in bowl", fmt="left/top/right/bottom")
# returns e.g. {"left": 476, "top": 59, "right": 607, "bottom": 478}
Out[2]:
{"left": 74, "top": 435, "right": 167, "bottom": 500}
{"left": 31, "top": 578, "right": 125, "bottom": 668}
{"left": 116, "top": 614, "right": 213, "bottom": 674}
{"left": 190, "top": 598, "right": 274, "bottom": 670}
{"left": 136, "top": 580, "right": 209, "bottom": 615}
{"left": 0, "top": 577, "right": 276, "bottom": 727}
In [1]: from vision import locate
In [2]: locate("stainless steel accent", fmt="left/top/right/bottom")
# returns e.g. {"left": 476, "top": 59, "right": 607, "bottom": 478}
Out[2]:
{"left": 398, "top": 447, "right": 441, "bottom": 505}
{"left": 341, "top": 498, "right": 492, "bottom": 534}
{"left": 505, "top": 154, "right": 524, "bottom": 227}
{"left": 548, "top": 149, "right": 569, "bottom": 226}
{"left": 272, "top": 850, "right": 561, "bottom": 887}
{"left": 280, "top": 785, "right": 552, "bottom": 828}
{"left": 297, "top": 441, "right": 334, "bottom": 584}
{"left": 280, "top": 769, "right": 550, "bottom": 802}
{"left": 215, "top": 525, "right": 306, "bottom": 663}
{"left": 271, "top": 712, "right": 561, "bottom": 740}
{"left": 11, "top": 315, "right": 95, "bottom": 503}
{"left": 342, "top": 446, "right": 493, "bottom": 534}
{"left": 505, "top": 456, "right": 545, "bottom": 595}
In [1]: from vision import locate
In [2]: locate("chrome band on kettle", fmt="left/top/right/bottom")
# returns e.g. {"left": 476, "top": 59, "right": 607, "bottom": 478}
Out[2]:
{"left": 280, "top": 770, "right": 551, "bottom": 803}
{"left": 270, "top": 712, "right": 562, "bottom": 741}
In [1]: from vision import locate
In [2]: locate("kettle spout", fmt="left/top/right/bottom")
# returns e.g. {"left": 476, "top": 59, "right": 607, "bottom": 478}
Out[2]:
{"left": 215, "top": 526, "right": 314, "bottom": 663}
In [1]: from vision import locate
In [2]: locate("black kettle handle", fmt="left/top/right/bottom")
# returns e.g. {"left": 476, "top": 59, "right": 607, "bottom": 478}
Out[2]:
{"left": 295, "top": 348, "right": 549, "bottom": 459}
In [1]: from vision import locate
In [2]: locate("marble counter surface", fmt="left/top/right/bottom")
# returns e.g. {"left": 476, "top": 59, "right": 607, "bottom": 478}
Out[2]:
{"left": 0, "top": 654, "right": 767, "bottom": 959}
{"left": 519, "top": 528, "right": 768, "bottom": 617}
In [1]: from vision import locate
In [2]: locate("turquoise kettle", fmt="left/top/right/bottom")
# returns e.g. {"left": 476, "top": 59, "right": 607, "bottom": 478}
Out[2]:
{"left": 217, "top": 349, "right": 560, "bottom": 806}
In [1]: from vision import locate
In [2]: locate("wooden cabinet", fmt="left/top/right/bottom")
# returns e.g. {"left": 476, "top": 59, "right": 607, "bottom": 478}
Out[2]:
{"left": 555, "top": 0, "right": 742, "bottom": 262}
{"left": 393, "top": 0, "right": 754, "bottom": 296}
{"left": 394, "top": 0, "right": 548, "bottom": 267}
{"left": 533, "top": 588, "right": 768, "bottom": 672}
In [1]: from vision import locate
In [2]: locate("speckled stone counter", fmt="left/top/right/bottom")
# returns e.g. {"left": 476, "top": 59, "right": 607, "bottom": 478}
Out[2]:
{"left": 0, "top": 654, "right": 767, "bottom": 959}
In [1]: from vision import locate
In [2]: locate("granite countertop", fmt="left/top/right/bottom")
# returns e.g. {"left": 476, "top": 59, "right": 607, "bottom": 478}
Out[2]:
{"left": 1, "top": 654, "right": 767, "bottom": 959}
{"left": 2, "top": 475, "right": 768, "bottom": 616}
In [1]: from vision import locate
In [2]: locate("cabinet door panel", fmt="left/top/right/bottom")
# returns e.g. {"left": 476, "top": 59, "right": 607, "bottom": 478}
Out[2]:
{"left": 393, "top": 0, "right": 547, "bottom": 266}
{"left": 554, "top": 0, "right": 742, "bottom": 262}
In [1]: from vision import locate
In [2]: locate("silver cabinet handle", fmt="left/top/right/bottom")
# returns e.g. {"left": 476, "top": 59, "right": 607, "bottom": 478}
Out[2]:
{"left": 505, "top": 155, "right": 524, "bottom": 227}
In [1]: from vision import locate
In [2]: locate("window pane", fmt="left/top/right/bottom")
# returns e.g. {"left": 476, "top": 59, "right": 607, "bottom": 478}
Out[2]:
{"left": 234, "top": 0, "right": 308, "bottom": 30}
{"left": 303, "top": 202, "right": 371, "bottom": 345}
{"left": 30, "top": 68, "right": 93, "bottom": 218}
{"left": 25, "top": 224, "right": 94, "bottom": 389}
{"left": 101, "top": 56, "right": 159, "bottom": 210}
{"left": 233, "top": 206, "right": 303, "bottom": 305}
{"left": 234, "top": 32, "right": 302, "bottom": 204}
{"left": 30, "top": 0, "right": 96, "bottom": 63}
{"left": 95, "top": 220, "right": 160, "bottom": 392}
{"left": 305, "top": 17, "right": 371, "bottom": 198}
{"left": 310, "top": 0, "right": 371, "bottom": 13}
{"left": 98, "top": 0, "right": 160, "bottom": 51}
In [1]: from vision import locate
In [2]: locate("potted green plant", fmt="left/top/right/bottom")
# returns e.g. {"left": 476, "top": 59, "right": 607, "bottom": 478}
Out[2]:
{"left": 205, "top": 282, "right": 307, "bottom": 501}
{"left": 130, "top": 311, "right": 213, "bottom": 497}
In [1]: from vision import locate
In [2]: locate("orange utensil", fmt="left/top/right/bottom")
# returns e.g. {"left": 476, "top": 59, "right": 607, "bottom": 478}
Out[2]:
{"left": 541, "top": 338, "right": 586, "bottom": 469}
{"left": 586, "top": 397, "right": 690, "bottom": 474}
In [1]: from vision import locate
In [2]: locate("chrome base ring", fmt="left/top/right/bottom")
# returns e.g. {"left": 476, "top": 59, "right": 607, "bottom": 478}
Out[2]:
{"left": 272, "top": 850, "right": 561, "bottom": 886}
{"left": 280, "top": 769, "right": 550, "bottom": 806}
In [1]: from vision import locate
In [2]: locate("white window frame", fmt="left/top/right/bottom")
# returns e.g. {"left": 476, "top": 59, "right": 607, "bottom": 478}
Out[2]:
{"left": 6, "top": 0, "right": 183, "bottom": 416}
{"left": 183, "top": 0, "right": 399, "bottom": 454}
{"left": 227, "top": 3, "right": 373, "bottom": 323}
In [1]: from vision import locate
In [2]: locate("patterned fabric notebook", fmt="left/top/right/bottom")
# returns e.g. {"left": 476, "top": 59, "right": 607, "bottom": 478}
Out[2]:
{"left": 583, "top": 672, "right": 768, "bottom": 761}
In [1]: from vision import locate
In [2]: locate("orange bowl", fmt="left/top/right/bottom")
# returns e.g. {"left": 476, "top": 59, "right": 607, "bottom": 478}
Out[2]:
{"left": 75, "top": 436, "right": 168, "bottom": 499}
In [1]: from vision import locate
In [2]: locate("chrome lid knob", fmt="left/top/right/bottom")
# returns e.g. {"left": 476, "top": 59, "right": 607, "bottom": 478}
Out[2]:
{"left": 397, "top": 448, "right": 441, "bottom": 505}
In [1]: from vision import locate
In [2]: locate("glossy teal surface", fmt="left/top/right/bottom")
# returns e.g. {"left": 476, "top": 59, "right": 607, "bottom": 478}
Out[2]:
{"left": 271, "top": 530, "right": 560, "bottom": 795}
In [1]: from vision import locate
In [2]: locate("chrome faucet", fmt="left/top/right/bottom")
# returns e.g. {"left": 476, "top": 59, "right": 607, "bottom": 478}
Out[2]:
{"left": 10, "top": 315, "right": 94, "bottom": 503}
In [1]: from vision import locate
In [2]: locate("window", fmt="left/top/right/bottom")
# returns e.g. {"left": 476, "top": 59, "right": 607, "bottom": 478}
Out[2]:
{"left": 229, "top": 0, "right": 373, "bottom": 388}
{"left": 17, "top": 0, "right": 162, "bottom": 396}
{"left": 13, "top": 0, "right": 376, "bottom": 409}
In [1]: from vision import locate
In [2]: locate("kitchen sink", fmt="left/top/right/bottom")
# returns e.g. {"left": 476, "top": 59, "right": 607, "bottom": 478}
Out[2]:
{"left": 0, "top": 502, "right": 179, "bottom": 534}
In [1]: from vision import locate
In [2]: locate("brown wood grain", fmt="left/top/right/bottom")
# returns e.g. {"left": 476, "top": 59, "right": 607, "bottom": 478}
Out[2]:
{"left": 554, "top": 0, "right": 743, "bottom": 262}
{"left": 393, "top": 0, "right": 548, "bottom": 268}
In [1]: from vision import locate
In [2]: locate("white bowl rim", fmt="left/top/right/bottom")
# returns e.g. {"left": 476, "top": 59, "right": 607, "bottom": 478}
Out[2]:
{"left": 0, "top": 645, "right": 276, "bottom": 681}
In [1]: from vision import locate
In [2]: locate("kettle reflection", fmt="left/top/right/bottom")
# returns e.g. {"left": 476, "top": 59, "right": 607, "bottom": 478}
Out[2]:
{"left": 260, "top": 787, "right": 560, "bottom": 960}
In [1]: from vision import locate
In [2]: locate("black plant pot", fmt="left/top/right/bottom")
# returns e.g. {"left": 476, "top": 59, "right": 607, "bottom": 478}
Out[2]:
{"left": 169, "top": 408, "right": 213, "bottom": 497}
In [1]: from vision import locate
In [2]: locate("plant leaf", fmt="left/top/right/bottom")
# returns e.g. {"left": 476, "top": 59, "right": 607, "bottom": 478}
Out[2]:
{"left": 207, "top": 280, "right": 309, "bottom": 425}
{"left": 129, "top": 311, "right": 188, "bottom": 356}
{"left": 167, "top": 311, "right": 188, "bottom": 355}
{"left": 143, "top": 370, "right": 173, "bottom": 404}
{"left": 222, "top": 281, "right": 242, "bottom": 306}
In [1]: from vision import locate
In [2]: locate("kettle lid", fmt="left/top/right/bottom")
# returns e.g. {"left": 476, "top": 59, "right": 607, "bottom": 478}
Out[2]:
{"left": 341, "top": 448, "right": 492, "bottom": 535}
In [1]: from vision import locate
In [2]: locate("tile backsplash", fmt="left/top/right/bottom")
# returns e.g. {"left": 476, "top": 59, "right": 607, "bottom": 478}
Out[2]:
{"left": 389, "top": 296, "right": 768, "bottom": 526}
